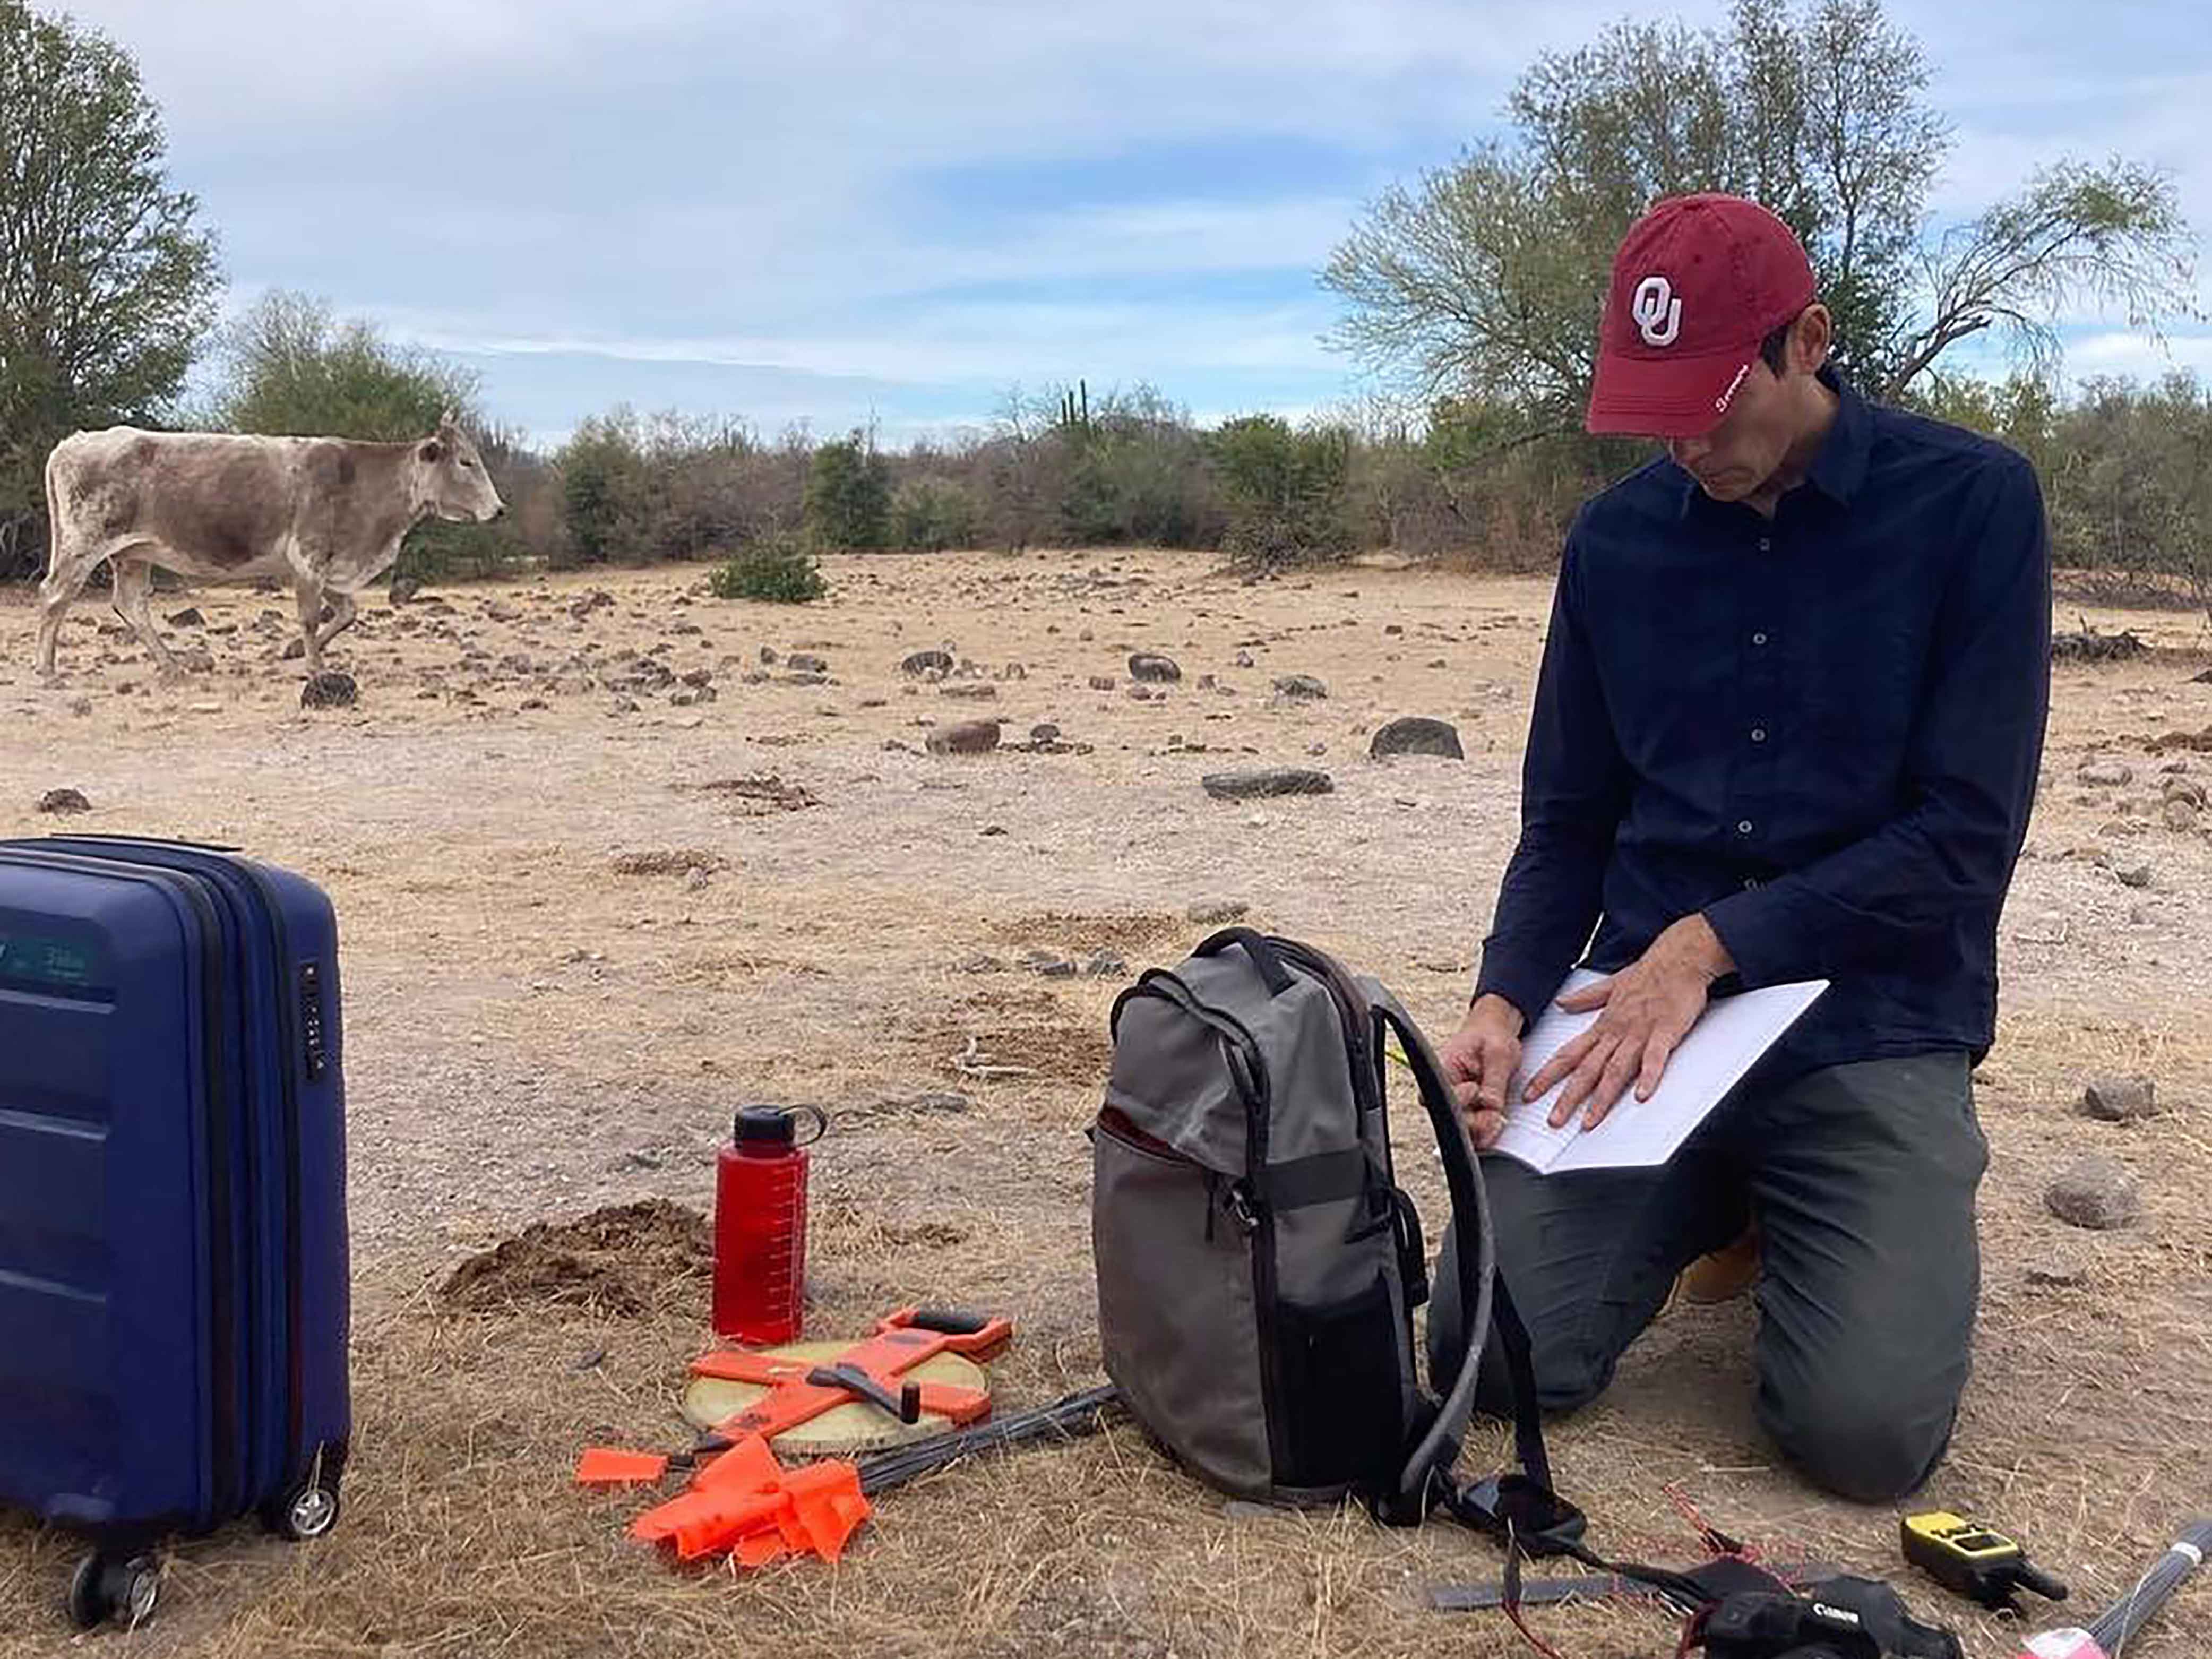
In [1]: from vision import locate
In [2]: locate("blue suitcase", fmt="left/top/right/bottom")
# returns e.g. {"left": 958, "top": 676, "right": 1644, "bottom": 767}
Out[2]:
{"left": 0, "top": 835, "right": 350, "bottom": 1630}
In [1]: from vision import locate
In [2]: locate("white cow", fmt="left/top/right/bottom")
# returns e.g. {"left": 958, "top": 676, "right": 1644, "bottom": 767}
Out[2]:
{"left": 37, "top": 412, "right": 504, "bottom": 678}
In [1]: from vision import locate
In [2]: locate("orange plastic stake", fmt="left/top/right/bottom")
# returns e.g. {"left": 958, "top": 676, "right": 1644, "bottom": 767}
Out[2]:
{"left": 575, "top": 1448, "right": 672, "bottom": 1486}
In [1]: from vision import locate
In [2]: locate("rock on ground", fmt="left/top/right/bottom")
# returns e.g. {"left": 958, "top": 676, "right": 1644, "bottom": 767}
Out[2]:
{"left": 2044, "top": 1155, "right": 2142, "bottom": 1230}
{"left": 1201, "top": 767, "right": 1334, "bottom": 801}
{"left": 1370, "top": 716, "right": 1465, "bottom": 760}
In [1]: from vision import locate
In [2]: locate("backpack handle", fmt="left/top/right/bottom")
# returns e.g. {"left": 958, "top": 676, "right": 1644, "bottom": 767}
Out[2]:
{"left": 1366, "top": 989, "right": 1556, "bottom": 1508}
{"left": 1192, "top": 926, "right": 1296, "bottom": 996}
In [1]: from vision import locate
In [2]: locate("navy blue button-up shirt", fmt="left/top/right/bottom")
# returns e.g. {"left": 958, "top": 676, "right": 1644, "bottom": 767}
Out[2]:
{"left": 1474, "top": 372, "right": 2052, "bottom": 1077}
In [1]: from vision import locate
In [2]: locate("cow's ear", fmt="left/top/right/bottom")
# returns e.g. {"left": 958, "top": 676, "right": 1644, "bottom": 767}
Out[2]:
{"left": 439, "top": 407, "right": 458, "bottom": 431}
{"left": 419, "top": 440, "right": 444, "bottom": 463}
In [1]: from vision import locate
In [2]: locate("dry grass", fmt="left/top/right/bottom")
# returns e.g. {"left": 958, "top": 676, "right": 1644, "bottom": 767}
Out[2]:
{"left": 1, "top": 549, "right": 2209, "bottom": 1657}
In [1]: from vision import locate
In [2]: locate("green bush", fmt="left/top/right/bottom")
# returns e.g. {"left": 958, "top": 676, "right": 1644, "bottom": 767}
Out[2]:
{"left": 891, "top": 475, "right": 982, "bottom": 551}
{"left": 1208, "top": 414, "right": 1355, "bottom": 569}
{"left": 708, "top": 534, "right": 828, "bottom": 603}
{"left": 804, "top": 431, "right": 891, "bottom": 550}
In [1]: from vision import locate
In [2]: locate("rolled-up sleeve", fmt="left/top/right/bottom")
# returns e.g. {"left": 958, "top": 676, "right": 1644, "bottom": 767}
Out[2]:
{"left": 1702, "top": 453, "right": 2051, "bottom": 985}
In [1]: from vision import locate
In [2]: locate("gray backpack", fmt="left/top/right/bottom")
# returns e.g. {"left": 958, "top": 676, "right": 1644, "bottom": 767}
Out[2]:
{"left": 1090, "top": 927, "right": 1569, "bottom": 1536}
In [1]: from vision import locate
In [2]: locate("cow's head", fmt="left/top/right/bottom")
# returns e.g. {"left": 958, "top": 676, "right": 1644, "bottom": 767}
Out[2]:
{"left": 415, "top": 411, "right": 506, "bottom": 523}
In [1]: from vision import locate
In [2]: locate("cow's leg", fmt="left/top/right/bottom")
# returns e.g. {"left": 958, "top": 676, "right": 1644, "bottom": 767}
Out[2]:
{"left": 313, "top": 589, "right": 359, "bottom": 654}
{"left": 293, "top": 574, "right": 329, "bottom": 674}
{"left": 35, "top": 536, "right": 107, "bottom": 680}
{"left": 109, "top": 556, "right": 185, "bottom": 677}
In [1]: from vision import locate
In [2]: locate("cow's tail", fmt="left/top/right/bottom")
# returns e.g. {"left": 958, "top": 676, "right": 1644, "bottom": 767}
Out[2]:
{"left": 40, "top": 439, "right": 65, "bottom": 586}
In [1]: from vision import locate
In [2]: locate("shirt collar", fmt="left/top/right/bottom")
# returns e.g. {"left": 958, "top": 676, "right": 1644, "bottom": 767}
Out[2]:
{"left": 1674, "top": 365, "right": 1871, "bottom": 520}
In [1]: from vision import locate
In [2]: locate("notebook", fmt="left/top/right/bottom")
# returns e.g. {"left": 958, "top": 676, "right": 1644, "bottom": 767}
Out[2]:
{"left": 1487, "top": 968, "right": 1828, "bottom": 1174}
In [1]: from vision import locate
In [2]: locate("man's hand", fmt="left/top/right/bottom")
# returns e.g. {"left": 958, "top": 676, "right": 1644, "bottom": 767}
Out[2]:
{"left": 1521, "top": 914, "right": 1735, "bottom": 1133}
{"left": 1440, "top": 993, "right": 1525, "bottom": 1151}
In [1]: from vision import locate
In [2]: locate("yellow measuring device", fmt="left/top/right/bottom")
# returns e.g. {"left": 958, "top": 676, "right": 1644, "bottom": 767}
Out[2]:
{"left": 1900, "top": 1510, "right": 2068, "bottom": 1613}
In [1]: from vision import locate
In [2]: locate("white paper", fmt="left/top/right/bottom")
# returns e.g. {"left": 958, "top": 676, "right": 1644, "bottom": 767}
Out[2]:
{"left": 1487, "top": 969, "right": 1827, "bottom": 1173}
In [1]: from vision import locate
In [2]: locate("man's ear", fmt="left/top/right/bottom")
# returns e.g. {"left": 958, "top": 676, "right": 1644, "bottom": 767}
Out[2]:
{"left": 1791, "top": 304, "right": 1834, "bottom": 376}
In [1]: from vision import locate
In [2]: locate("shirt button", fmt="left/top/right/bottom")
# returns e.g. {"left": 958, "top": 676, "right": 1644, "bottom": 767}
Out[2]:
{"left": 1736, "top": 820, "right": 1754, "bottom": 836}
{"left": 1757, "top": 537, "right": 1772, "bottom": 553}
{"left": 1751, "top": 631, "right": 1769, "bottom": 647}
{"left": 1750, "top": 726, "right": 1768, "bottom": 743}
{"left": 1743, "top": 876, "right": 1762, "bottom": 890}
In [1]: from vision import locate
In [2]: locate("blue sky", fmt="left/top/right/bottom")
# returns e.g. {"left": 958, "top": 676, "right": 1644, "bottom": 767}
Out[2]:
{"left": 53, "top": 0, "right": 2212, "bottom": 450}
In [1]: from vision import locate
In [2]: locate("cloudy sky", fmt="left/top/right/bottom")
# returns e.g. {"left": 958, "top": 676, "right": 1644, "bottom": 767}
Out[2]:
{"left": 49, "top": 0, "right": 2212, "bottom": 449}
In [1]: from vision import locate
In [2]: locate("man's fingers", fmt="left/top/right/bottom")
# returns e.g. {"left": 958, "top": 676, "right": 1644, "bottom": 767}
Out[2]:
{"left": 1477, "top": 1036, "right": 1517, "bottom": 1112}
{"left": 1632, "top": 1028, "right": 1677, "bottom": 1103}
{"left": 1525, "top": 1029, "right": 1597, "bottom": 1102}
{"left": 1547, "top": 1035, "right": 1618, "bottom": 1127}
{"left": 1466, "top": 1108, "right": 1505, "bottom": 1151}
{"left": 1554, "top": 976, "right": 1614, "bottom": 1013}
{"left": 1581, "top": 1043, "right": 1643, "bottom": 1131}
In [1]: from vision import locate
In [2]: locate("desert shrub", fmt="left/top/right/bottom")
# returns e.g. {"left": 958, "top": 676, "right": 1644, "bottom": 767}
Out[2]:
{"left": 708, "top": 533, "right": 827, "bottom": 603}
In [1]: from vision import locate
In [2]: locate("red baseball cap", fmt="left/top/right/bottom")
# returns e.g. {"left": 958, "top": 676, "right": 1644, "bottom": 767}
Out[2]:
{"left": 1585, "top": 193, "right": 1817, "bottom": 439}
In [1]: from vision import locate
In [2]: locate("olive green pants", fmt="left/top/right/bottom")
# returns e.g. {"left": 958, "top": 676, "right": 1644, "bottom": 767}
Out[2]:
{"left": 1427, "top": 1052, "right": 1987, "bottom": 1503}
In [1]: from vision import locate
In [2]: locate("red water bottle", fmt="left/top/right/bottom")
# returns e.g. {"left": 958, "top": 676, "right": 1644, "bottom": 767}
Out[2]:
{"left": 712, "top": 1105, "right": 827, "bottom": 1345}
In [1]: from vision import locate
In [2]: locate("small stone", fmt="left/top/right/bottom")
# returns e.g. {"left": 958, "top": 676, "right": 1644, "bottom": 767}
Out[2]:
{"left": 759, "top": 646, "right": 778, "bottom": 665}
{"left": 955, "top": 953, "right": 1004, "bottom": 973}
{"left": 389, "top": 577, "right": 422, "bottom": 605}
{"left": 1385, "top": 624, "right": 1404, "bottom": 635}
{"left": 941, "top": 683, "right": 999, "bottom": 701}
{"left": 2081, "top": 1075, "right": 2157, "bottom": 1122}
{"left": 1235, "top": 651, "right": 1256, "bottom": 668}
{"left": 2044, "top": 1155, "right": 2142, "bottom": 1231}
{"left": 166, "top": 607, "right": 204, "bottom": 628}
{"left": 2116, "top": 862, "right": 2154, "bottom": 889}
{"left": 1186, "top": 900, "right": 1249, "bottom": 924}
{"left": 2078, "top": 759, "right": 2134, "bottom": 787}
{"left": 520, "top": 698, "right": 548, "bottom": 711}
{"left": 610, "top": 848, "right": 719, "bottom": 877}
{"left": 979, "top": 824, "right": 1007, "bottom": 837}
{"left": 1272, "top": 674, "right": 1328, "bottom": 700}
{"left": 2163, "top": 776, "right": 2207, "bottom": 807}
{"left": 1202, "top": 767, "right": 1334, "bottom": 801}
{"left": 926, "top": 719, "right": 1001, "bottom": 756}
{"left": 901, "top": 649, "right": 953, "bottom": 675}
{"left": 2025, "top": 1260, "right": 2088, "bottom": 1289}
{"left": 281, "top": 638, "right": 306, "bottom": 661}
{"left": 1021, "top": 949, "right": 1078, "bottom": 978}
{"left": 1086, "top": 950, "right": 1130, "bottom": 978}
{"left": 1306, "top": 742, "right": 1327, "bottom": 757}
{"left": 1088, "top": 675, "right": 1117, "bottom": 691}
{"left": 612, "top": 696, "right": 640, "bottom": 714}
{"left": 37, "top": 788, "right": 91, "bottom": 814}
{"left": 300, "top": 671, "right": 357, "bottom": 710}
{"left": 683, "top": 867, "right": 713, "bottom": 892}
{"left": 1030, "top": 723, "right": 1061, "bottom": 744}
{"left": 788, "top": 652, "right": 828, "bottom": 674}
{"left": 69, "top": 698, "right": 92, "bottom": 718}
{"left": 1371, "top": 716, "right": 1466, "bottom": 760}
{"left": 682, "top": 668, "right": 715, "bottom": 688}
{"left": 2163, "top": 800, "right": 2198, "bottom": 832}
{"left": 1129, "top": 652, "right": 1182, "bottom": 683}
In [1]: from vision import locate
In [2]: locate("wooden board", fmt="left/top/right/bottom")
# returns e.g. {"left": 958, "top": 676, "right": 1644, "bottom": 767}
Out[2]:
{"left": 679, "top": 1342, "right": 993, "bottom": 1455}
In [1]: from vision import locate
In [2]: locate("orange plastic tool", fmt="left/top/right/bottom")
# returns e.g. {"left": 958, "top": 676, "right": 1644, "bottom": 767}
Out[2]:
{"left": 687, "top": 1306, "right": 1012, "bottom": 1442}
{"left": 581, "top": 1308, "right": 1014, "bottom": 1571}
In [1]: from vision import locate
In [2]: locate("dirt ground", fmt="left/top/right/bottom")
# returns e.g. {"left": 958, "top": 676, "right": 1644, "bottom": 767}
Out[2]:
{"left": 1, "top": 548, "right": 2207, "bottom": 1658}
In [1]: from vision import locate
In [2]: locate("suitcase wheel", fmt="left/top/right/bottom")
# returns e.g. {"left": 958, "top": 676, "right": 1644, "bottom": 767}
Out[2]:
{"left": 262, "top": 1474, "right": 342, "bottom": 1542}
{"left": 66, "top": 1551, "right": 161, "bottom": 1631}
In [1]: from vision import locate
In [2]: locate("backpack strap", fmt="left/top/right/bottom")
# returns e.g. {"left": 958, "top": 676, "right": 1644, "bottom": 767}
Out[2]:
{"left": 1365, "top": 988, "right": 1581, "bottom": 1550}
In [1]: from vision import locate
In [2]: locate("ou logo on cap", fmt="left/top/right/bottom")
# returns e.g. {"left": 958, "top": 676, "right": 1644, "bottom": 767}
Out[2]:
{"left": 1631, "top": 275, "right": 1682, "bottom": 346}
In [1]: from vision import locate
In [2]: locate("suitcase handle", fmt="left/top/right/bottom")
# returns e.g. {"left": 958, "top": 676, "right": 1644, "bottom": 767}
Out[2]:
{"left": 33, "top": 833, "right": 245, "bottom": 855}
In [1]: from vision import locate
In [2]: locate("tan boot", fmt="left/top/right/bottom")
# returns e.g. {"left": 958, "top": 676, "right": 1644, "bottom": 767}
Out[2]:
{"left": 1668, "top": 1221, "right": 1761, "bottom": 1311}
